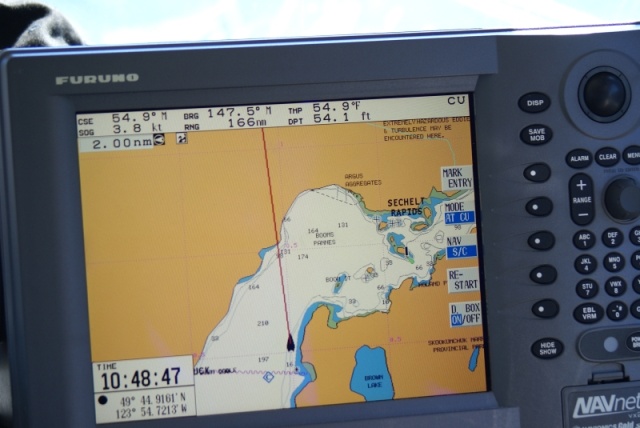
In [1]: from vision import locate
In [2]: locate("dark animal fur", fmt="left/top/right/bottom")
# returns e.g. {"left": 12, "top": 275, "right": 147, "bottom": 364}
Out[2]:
{"left": 0, "top": 2, "right": 82, "bottom": 48}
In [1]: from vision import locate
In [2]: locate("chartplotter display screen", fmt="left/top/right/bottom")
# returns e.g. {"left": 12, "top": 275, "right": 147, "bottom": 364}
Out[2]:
{"left": 75, "top": 93, "right": 486, "bottom": 424}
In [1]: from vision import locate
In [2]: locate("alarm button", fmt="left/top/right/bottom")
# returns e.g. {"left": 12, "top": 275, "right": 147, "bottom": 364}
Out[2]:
{"left": 566, "top": 149, "right": 593, "bottom": 169}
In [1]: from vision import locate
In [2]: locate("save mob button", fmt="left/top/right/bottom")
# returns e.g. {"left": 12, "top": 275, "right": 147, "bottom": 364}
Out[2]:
{"left": 520, "top": 124, "right": 553, "bottom": 145}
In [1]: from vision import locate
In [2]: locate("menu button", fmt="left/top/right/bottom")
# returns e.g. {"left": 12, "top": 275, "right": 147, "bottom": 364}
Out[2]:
{"left": 624, "top": 145, "right": 640, "bottom": 165}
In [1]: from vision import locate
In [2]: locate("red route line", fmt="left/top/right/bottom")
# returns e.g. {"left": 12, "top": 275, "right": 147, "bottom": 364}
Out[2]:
{"left": 261, "top": 128, "right": 293, "bottom": 338}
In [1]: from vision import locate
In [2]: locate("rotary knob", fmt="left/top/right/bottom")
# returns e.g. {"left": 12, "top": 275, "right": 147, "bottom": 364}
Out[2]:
{"left": 605, "top": 177, "right": 640, "bottom": 221}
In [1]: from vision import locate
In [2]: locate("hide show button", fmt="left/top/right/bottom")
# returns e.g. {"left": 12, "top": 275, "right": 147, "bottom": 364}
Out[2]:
{"left": 531, "top": 338, "right": 564, "bottom": 359}
{"left": 626, "top": 332, "right": 640, "bottom": 352}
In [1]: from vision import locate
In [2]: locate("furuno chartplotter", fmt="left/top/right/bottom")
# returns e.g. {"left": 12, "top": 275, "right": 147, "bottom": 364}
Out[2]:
{"left": 2, "top": 23, "right": 640, "bottom": 428}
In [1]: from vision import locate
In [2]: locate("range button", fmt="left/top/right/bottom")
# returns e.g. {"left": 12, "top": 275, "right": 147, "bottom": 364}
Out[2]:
{"left": 531, "top": 338, "right": 564, "bottom": 359}
{"left": 569, "top": 174, "right": 595, "bottom": 225}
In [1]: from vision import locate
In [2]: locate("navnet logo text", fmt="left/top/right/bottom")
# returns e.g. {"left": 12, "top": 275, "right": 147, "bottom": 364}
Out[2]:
{"left": 573, "top": 393, "right": 640, "bottom": 419}
{"left": 55, "top": 73, "right": 139, "bottom": 85}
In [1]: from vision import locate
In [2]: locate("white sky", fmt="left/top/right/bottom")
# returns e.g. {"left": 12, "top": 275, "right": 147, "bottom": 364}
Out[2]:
{"left": 21, "top": 0, "right": 640, "bottom": 45}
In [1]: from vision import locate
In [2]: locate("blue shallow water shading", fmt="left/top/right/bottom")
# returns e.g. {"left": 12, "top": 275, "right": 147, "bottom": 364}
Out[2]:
{"left": 410, "top": 276, "right": 431, "bottom": 289}
{"left": 387, "top": 232, "right": 407, "bottom": 256}
{"left": 258, "top": 246, "right": 274, "bottom": 259}
{"left": 334, "top": 273, "right": 348, "bottom": 294}
{"left": 238, "top": 245, "right": 276, "bottom": 283}
{"left": 290, "top": 302, "right": 343, "bottom": 406}
{"left": 350, "top": 346, "right": 394, "bottom": 401}
{"left": 360, "top": 189, "right": 451, "bottom": 227}
{"left": 469, "top": 346, "right": 480, "bottom": 372}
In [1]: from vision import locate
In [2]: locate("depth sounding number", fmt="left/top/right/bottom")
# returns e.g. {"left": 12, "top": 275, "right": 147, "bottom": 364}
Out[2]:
{"left": 93, "top": 356, "right": 196, "bottom": 424}
{"left": 100, "top": 367, "right": 181, "bottom": 391}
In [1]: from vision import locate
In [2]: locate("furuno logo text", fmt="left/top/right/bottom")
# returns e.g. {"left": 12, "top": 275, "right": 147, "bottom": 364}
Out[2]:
{"left": 55, "top": 73, "right": 140, "bottom": 85}
{"left": 573, "top": 393, "right": 640, "bottom": 419}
